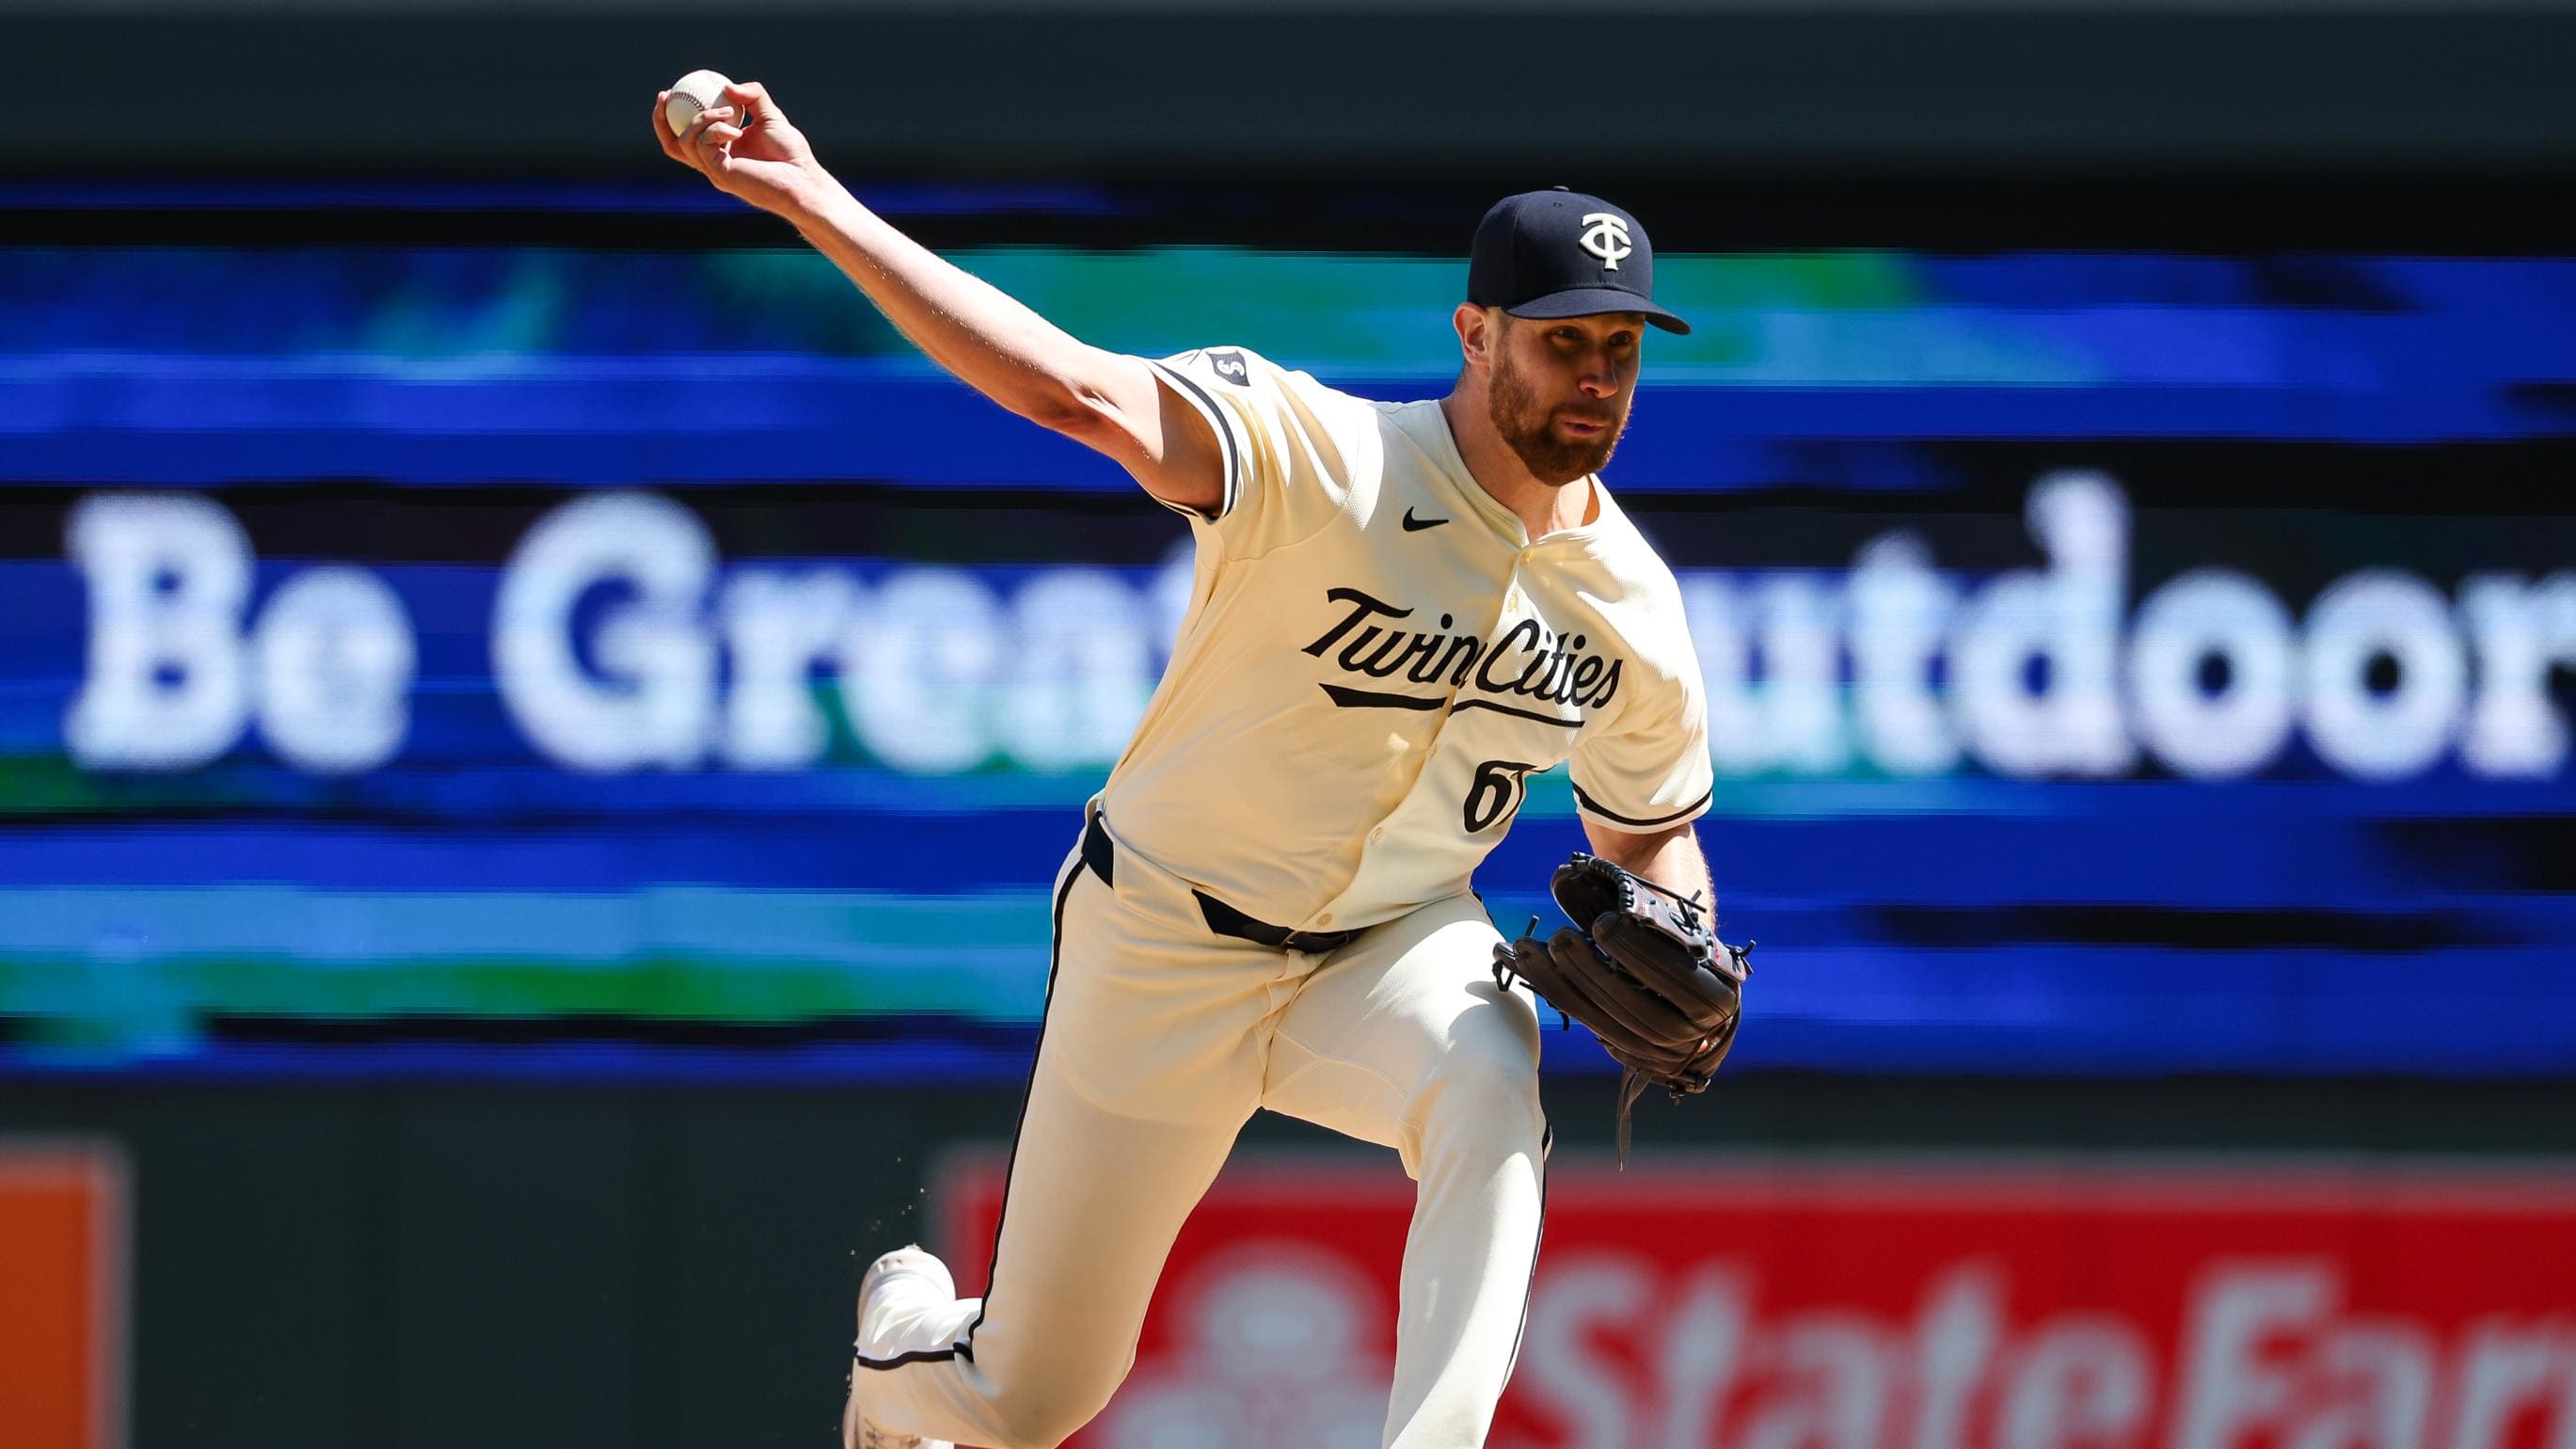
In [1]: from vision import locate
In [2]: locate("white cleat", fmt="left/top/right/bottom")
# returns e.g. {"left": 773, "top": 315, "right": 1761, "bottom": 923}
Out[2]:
{"left": 843, "top": 1245, "right": 960, "bottom": 1449}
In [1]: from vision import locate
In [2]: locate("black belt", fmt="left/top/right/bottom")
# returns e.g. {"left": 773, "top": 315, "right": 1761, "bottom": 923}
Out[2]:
{"left": 1079, "top": 811, "right": 1363, "bottom": 955}
{"left": 1078, "top": 808, "right": 1119, "bottom": 889}
{"left": 1189, "top": 890, "right": 1363, "bottom": 955}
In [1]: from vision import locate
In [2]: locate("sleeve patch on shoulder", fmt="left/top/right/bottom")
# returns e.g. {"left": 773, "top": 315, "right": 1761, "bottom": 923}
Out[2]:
{"left": 1207, "top": 349, "right": 1251, "bottom": 387}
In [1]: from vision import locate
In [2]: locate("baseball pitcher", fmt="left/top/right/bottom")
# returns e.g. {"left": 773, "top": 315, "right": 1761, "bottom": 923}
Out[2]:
{"left": 657, "top": 76, "right": 1749, "bottom": 1449}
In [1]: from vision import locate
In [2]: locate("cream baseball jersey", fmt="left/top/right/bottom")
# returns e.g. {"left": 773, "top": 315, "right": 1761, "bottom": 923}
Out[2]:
{"left": 1096, "top": 345, "right": 1715, "bottom": 934}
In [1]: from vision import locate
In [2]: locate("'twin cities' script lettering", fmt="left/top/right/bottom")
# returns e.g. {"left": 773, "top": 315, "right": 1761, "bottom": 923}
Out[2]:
{"left": 57, "top": 474, "right": 2576, "bottom": 781}
{"left": 1299, "top": 588, "right": 1623, "bottom": 710}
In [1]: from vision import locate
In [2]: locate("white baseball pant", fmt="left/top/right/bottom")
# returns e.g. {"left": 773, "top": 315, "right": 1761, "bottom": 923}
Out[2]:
{"left": 853, "top": 805, "right": 1550, "bottom": 1448}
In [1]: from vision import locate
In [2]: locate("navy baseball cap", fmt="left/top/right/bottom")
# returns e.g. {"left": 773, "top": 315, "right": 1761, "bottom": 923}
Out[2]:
{"left": 1468, "top": 187, "right": 1691, "bottom": 336}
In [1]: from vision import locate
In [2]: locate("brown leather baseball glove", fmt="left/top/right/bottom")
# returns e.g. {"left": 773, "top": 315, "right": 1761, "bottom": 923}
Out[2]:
{"left": 1493, "top": 852, "right": 1752, "bottom": 1164}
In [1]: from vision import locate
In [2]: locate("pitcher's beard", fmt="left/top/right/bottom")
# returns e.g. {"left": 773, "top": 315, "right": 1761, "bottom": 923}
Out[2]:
{"left": 1489, "top": 354, "right": 1624, "bottom": 486}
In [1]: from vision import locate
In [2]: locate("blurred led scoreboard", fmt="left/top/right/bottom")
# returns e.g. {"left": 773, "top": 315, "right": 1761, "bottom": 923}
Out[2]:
{"left": 3, "top": 201, "right": 2572, "bottom": 1079}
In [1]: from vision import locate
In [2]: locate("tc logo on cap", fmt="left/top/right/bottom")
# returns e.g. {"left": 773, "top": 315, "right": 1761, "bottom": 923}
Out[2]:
{"left": 1577, "top": 213, "right": 1633, "bottom": 270}
{"left": 1466, "top": 188, "right": 1691, "bottom": 333}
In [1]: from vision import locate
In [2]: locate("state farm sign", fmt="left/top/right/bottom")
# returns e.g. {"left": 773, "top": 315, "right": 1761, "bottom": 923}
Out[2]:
{"left": 940, "top": 1156, "right": 2576, "bottom": 1449}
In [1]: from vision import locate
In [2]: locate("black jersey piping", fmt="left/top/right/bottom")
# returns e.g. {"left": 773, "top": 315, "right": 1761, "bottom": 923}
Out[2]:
{"left": 1147, "top": 359, "right": 1242, "bottom": 521}
{"left": 1568, "top": 782, "right": 1713, "bottom": 829}
{"left": 852, "top": 836, "right": 1086, "bottom": 1375}
{"left": 1503, "top": 1123, "right": 1550, "bottom": 1380}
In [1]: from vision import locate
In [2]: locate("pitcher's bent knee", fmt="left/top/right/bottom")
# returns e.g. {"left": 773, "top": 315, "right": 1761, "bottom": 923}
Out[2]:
{"left": 968, "top": 1350, "right": 1128, "bottom": 1449}
{"left": 1405, "top": 997, "right": 1546, "bottom": 1162}
{"left": 1442, "top": 988, "right": 1544, "bottom": 1096}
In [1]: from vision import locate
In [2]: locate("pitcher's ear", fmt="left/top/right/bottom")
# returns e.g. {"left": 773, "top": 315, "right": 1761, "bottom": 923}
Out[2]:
{"left": 1455, "top": 303, "right": 1500, "bottom": 367}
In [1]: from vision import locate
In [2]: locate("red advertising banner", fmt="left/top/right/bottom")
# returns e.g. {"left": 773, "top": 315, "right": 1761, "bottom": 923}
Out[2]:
{"left": 942, "top": 1154, "right": 2576, "bottom": 1449}
{"left": 0, "top": 1141, "right": 126, "bottom": 1449}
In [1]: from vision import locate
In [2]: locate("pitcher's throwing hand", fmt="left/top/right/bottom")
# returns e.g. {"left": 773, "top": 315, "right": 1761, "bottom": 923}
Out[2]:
{"left": 651, "top": 74, "right": 823, "bottom": 216}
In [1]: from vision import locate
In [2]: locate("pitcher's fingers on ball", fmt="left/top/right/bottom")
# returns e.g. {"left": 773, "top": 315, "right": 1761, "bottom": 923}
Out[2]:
{"left": 685, "top": 109, "right": 743, "bottom": 155}
{"left": 678, "top": 106, "right": 729, "bottom": 153}
{"left": 720, "top": 80, "right": 772, "bottom": 122}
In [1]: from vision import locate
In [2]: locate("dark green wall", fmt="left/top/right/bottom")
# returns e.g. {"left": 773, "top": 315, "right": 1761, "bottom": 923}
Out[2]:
{"left": 17, "top": 9, "right": 2576, "bottom": 179}
{"left": 8, "top": 1075, "right": 2574, "bottom": 1449}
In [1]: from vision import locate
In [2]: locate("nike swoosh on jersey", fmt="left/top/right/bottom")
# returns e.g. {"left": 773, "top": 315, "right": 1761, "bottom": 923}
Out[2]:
{"left": 1401, "top": 508, "right": 1449, "bottom": 532}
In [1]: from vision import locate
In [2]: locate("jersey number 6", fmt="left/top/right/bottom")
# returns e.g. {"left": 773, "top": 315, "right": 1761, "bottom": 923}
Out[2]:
{"left": 1464, "top": 759, "right": 1540, "bottom": 834}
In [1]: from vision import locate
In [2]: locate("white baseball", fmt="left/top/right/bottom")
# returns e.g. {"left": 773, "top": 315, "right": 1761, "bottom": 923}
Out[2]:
{"left": 663, "top": 69, "right": 736, "bottom": 139}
